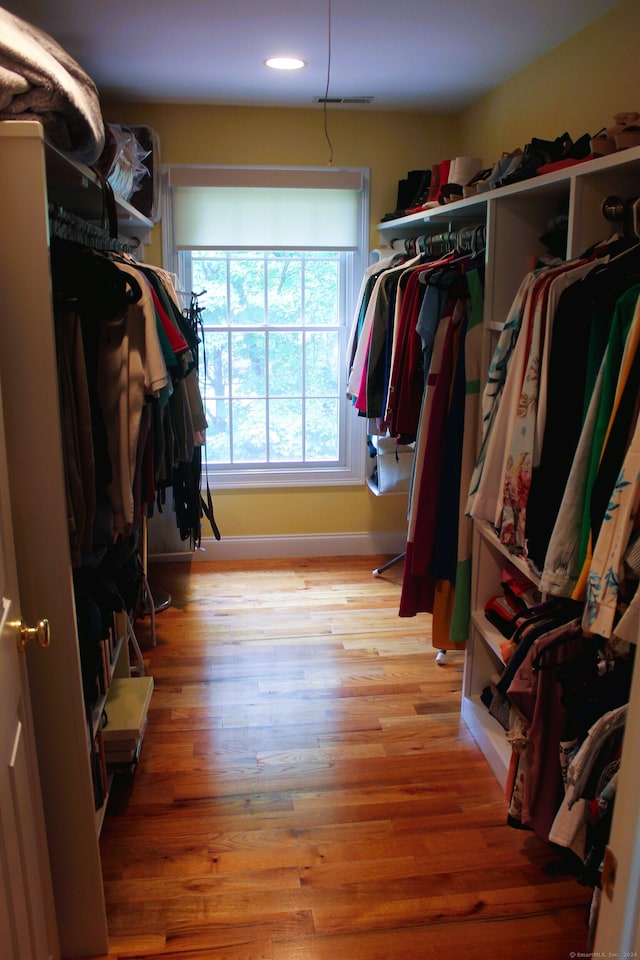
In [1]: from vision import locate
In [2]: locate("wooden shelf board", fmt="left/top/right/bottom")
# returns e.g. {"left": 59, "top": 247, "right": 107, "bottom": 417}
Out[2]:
{"left": 461, "top": 694, "right": 510, "bottom": 789}
{"left": 102, "top": 676, "right": 154, "bottom": 742}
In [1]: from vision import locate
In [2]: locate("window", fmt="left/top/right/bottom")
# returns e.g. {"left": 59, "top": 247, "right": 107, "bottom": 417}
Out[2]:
{"left": 163, "top": 166, "right": 369, "bottom": 488}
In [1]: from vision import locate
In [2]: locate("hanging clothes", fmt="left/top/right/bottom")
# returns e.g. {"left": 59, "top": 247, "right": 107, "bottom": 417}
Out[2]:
{"left": 49, "top": 227, "right": 210, "bottom": 558}
{"left": 398, "top": 257, "right": 485, "bottom": 648}
{"left": 466, "top": 235, "right": 640, "bottom": 586}
{"left": 349, "top": 231, "right": 486, "bottom": 647}
{"left": 463, "top": 202, "right": 640, "bottom": 888}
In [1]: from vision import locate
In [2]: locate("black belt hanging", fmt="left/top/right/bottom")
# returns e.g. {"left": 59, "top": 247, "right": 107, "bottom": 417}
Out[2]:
{"left": 200, "top": 477, "right": 221, "bottom": 541}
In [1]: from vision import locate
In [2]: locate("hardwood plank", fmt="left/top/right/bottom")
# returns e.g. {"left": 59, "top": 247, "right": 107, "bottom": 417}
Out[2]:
{"left": 93, "top": 557, "right": 589, "bottom": 958}
{"left": 271, "top": 910, "right": 586, "bottom": 960}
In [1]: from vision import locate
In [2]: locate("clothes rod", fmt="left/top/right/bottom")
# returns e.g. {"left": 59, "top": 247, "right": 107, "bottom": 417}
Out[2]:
{"left": 48, "top": 202, "right": 140, "bottom": 253}
{"left": 391, "top": 223, "right": 485, "bottom": 255}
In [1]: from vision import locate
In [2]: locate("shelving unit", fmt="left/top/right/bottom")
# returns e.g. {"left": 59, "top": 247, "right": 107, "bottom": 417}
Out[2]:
{"left": 376, "top": 144, "right": 640, "bottom": 786}
{"left": 44, "top": 135, "right": 153, "bottom": 237}
{"left": 462, "top": 520, "right": 541, "bottom": 787}
{"left": 90, "top": 612, "right": 154, "bottom": 831}
{"left": 0, "top": 121, "right": 154, "bottom": 956}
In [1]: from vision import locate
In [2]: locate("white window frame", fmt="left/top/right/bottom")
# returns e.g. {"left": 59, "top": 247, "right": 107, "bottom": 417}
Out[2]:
{"left": 161, "top": 165, "right": 369, "bottom": 490}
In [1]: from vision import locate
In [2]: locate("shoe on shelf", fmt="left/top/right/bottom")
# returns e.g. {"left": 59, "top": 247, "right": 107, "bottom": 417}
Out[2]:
{"left": 427, "top": 162, "right": 442, "bottom": 203}
{"left": 463, "top": 167, "right": 493, "bottom": 196}
{"left": 499, "top": 133, "right": 573, "bottom": 187}
{"left": 405, "top": 170, "right": 432, "bottom": 208}
{"left": 606, "top": 111, "right": 640, "bottom": 139}
{"left": 448, "top": 156, "right": 483, "bottom": 189}
{"left": 590, "top": 112, "right": 640, "bottom": 155}
{"left": 615, "top": 124, "right": 640, "bottom": 150}
{"left": 475, "top": 149, "right": 523, "bottom": 192}
{"left": 438, "top": 182, "right": 465, "bottom": 204}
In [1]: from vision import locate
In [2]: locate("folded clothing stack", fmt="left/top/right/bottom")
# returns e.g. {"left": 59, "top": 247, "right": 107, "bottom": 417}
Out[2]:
{"left": 0, "top": 6, "right": 104, "bottom": 164}
{"left": 484, "top": 562, "right": 542, "bottom": 644}
{"left": 94, "top": 122, "right": 162, "bottom": 221}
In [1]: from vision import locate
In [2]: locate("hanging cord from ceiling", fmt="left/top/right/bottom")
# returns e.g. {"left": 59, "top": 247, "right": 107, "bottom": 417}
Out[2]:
{"left": 323, "top": 0, "right": 334, "bottom": 166}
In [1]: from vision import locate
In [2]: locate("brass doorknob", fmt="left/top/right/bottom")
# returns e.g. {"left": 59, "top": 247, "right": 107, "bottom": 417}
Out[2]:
{"left": 17, "top": 618, "right": 51, "bottom": 653}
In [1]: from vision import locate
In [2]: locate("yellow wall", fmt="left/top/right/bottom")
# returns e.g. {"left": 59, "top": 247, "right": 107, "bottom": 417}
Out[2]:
{"left": 102, "top": 102, "right": 457, "bottom": 262}
{"left": 101, "top": 101, "right": 457, "bottom": 541}
{"left": 102, "top": 0, "right": 637, "bottom": 544}
{"left": 456, "top": 0, "right": 640, "bottom": 165}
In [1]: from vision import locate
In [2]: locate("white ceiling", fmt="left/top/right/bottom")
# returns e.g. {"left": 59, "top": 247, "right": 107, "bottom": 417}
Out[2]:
{"left": 3, "top": 0, "right": 621, "bottom": 112}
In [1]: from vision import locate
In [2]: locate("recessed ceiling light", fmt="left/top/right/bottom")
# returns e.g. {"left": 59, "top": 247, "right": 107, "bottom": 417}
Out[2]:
{"left": 264, "top": 56, "right": 307, "bottom": 71}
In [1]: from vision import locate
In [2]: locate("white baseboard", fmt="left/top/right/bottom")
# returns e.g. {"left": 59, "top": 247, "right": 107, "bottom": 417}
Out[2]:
{"left": 149, "top": 531, "right": 407, "bottom": 562}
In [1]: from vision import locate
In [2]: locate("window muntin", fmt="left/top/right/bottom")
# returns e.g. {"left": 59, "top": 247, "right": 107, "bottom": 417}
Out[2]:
{"left": 164, "top": 165, "right": 369, "bottom": 488}
{"left": 181, "top": 249, "right": 355, "bottom": 480}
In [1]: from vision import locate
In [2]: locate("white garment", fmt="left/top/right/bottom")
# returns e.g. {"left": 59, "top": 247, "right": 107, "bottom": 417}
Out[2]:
{"left": 345, "top": 252, "right": 397, "bottom": 377}
{"left": 347, "top": 253, "right": 422, "bottom": 398}
{"left": 467, "top": 277, "right": 537, "bottom": 527}
{"left": 466, "top": 272, "right": 536, "bottom": 518}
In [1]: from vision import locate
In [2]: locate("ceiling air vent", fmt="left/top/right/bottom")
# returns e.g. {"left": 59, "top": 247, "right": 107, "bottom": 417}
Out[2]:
{"left": 314, "top": 96, "right": 374, "bottom": 104}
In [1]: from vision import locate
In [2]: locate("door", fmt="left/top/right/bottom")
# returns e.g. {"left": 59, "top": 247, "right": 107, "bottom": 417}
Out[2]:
{"left": 0, "top": 383, "right": 58, "bottom": 960}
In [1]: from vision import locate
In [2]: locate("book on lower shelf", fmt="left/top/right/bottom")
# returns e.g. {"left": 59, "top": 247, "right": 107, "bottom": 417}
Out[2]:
{"left": 105, "top": 717, "right": 148, "bottom": 770}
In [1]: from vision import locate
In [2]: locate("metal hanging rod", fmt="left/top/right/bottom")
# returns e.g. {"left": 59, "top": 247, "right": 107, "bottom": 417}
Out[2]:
{"left": 601, "top": 194, "right": 640, "bottom": 239}
{"left": 48, "top": 202, "right": 140, "bottom": 254}
{"left": 391, "top": 223, "right": 486, "bottom": 256}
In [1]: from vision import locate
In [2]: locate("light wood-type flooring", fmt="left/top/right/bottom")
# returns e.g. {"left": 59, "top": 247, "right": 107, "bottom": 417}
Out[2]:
{"left": 91, "top": 555, "right": 591, "bottom": 959}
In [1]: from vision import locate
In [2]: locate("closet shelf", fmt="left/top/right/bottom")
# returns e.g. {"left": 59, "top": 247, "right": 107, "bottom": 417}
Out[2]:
{"left": 475, "top": 520, "right": 542, "bottom": 587}
{"left": 460, "top": 695, "right": 510, "bottom": 788}
{"left": 42, "top": 126, "right": 153, "bottom": 235}
{"left": 102, "top": 676, "right": 154, "bottom": 744}
{"left": 470, "top": 610, "right": 506, "bottom": 662}
{"left": 89, "top": 631, "right": 125, "bottom": 741}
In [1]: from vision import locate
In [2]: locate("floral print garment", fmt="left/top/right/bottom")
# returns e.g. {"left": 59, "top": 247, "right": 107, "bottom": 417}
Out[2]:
{"left": 583, "top": 413, "right": 640, "bottom": 640}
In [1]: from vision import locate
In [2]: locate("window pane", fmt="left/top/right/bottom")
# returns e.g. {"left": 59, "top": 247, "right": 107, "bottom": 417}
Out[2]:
{"left": 304, "top": 256, "right": 339, "bottom": 326}
{"left": 305, "top": 398, "right": 339, "bottom": 460}
{"left": 181, "top": 247, "right": 357, "bottom": 475}
{"left": 231, "top": 332, "right": 265, "bottom": 398}
{"left": 193, "top": 254, "right": 228, "bottom": 326}
{"left": 229, "top": 255, "right": 265, "bottom": 325}
{"left": 202, "top": 330, "right": 229, "bottom": 399}
{"left": 267, "top": 254, "right": 302, "bottom": 326}
{"left": 306, "top": 332, "right": 339, "bottom": 396}
{"left": 269, "top": 331, "right": 302, "bottom": 397}
{"left": 269, "top": 398, "right": 303, "bottom": 461}
{"left": 201, "top": 331, "right": 230, "bottom": 463}
{"left": 204, "top": 398, "right": 230, "bottom": 463}
{"left": 232, "top": 399, "right": 266, "bottom": 461}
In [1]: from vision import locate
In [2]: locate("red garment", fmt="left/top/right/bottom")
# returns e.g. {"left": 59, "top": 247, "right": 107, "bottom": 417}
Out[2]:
{"left": 386, "top": 255, "right": 455, "bottom": 436}
{"left": 412, "top": 306, "right": 459, "bottom": 574}
{"left": 387, "top": 268, "right": 428, "bottom": 437}
{"left": 398, "top": 305, "right": 458, "bottom": 617}
{"left": 148, "top": 284, "right": 189, "bottom": 355}
{"left": 507, "top": 621, "right": 584, "bottom": 841}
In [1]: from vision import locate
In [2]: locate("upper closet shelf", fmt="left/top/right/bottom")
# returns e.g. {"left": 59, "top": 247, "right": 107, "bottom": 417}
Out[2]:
{"left": 377, "top": 144, "right": 640, "bottom": 238}
{"left": 45, "top": 137, "right": 153, "bottom": 235}
{"left": 0, "top": 121, "right": 153, "bottom": 236}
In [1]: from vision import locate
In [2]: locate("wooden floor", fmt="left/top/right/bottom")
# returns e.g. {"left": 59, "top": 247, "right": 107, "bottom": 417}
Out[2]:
{"left": 92, "top": 555, "right": 590, "bottom": 959}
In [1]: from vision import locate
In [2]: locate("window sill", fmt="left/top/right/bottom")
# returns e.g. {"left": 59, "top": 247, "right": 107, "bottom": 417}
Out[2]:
{"left": 202, "top": 463, "right": 365, "bottom": 489}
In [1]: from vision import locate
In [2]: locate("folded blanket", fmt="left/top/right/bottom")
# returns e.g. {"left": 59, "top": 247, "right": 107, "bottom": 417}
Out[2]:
{"left": 0, "top": 6, "right": 104, "bottom": 164}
